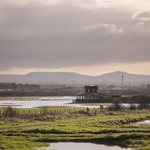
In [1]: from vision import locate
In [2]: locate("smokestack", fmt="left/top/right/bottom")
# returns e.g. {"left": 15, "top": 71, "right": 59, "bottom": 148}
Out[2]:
{"left": 122, "top": 75, "right": 124, "bottom": 90}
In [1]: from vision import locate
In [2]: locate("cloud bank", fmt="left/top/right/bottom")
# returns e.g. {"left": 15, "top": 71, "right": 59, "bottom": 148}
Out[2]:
{"left": 0, "top": 0, "right": 150, "bottom": 75}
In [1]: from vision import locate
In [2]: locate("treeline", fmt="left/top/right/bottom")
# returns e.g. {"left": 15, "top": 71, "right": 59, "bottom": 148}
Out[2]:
{"left": 0, "top": 83, "right": 40, "bottom": 91}
{"left": 0, "top": 89, "right": 78, "bottom": 96}
{"left": 0, "top": 83, "right": 83, "bottom": 96}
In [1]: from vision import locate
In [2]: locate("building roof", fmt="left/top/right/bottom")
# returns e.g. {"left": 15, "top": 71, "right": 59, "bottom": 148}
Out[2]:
{"left": 77, "top": 92, "right": 100, "bottom": 96}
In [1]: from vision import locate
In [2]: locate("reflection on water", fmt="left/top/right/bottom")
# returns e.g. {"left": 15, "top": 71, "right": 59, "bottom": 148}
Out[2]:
{"left": 0, "top": 96, "right": 104, "bottom": 108}
{"left": 0, "top": 96, "right": 141, "bottom": 109}
{"left": 42, "top": 142, "right": 131, "bottom": 150}
{"left": 0, "top": 97, "right": 74, "bottom": 108}
{"left": 136, "top": 120, "right": 150, "bottom": 125}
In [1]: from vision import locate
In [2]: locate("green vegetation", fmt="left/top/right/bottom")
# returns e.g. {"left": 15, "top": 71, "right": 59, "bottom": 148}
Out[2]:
{"left": 0, "top": 106, "right": 150, "bottom": 150}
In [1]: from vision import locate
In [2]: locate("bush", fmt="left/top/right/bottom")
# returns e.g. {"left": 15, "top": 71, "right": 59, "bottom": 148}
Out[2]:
{"left": 129, "top": 104, "right": 137, "bottom": 110}
{"left": 108, "top": 99, "right": 122, "bottom": 111}
{"left": 138, "top": 95, "right": 150, "bottom": 109}
{"left": 131, "top": 95, "right": 150, "bottom": 109}
{"left": 3, "top": 106, "right": 17, "bottom": 117}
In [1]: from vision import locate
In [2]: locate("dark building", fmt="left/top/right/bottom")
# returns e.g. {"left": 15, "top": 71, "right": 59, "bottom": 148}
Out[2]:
{"left": 85, "top": 85, "right": 98, "bottom": 93}
{"left": 74, "top": 85, "right": 104, "bottom": 103}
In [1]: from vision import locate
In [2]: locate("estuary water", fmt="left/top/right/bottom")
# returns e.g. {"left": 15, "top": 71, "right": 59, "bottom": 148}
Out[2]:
{"left": 0, "top": 96, "right": 74, "bottom": 108}
{"left": 41, "top": 142, "right": 132, "bottom": 150}
{"left": 0, "top": 96, "right": 104, "bottom": 108}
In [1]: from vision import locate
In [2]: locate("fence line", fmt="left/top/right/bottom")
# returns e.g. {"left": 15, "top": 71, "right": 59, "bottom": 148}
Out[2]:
{"left": 0, "top": 107, "right": 103, "bottom": 117}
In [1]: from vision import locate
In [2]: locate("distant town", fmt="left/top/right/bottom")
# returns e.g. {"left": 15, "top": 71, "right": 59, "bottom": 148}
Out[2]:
{"left": 0, "top": 82, "right": 149, "bottom": 96}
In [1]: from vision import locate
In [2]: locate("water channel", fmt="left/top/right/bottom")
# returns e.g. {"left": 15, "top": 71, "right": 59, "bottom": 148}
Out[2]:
{"left": 0, "top": 96, "right": 135, "bottom": 109}
{"left": 40, "top": 142, "right": 132, "bottom": 150}
{"left": 0, "top": 96, "right": 108, "bottom": 108}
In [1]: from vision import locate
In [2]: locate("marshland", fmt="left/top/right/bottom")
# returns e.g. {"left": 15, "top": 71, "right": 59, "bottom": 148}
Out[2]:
{"left": 0, "top": 100, "right": 149, "bottom": 150}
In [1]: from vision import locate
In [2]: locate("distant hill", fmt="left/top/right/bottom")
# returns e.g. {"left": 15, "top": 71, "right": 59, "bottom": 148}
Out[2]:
{"left": 0, "top": 71, "right": 150, "bottom": 85}
{"left": 97, "top": 71, "right": 150, "bottom": 83}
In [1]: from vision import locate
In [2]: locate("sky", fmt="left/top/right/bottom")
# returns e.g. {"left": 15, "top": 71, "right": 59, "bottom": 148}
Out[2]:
{"left": 0, "top": 0, "right": 150, "bottom": 76}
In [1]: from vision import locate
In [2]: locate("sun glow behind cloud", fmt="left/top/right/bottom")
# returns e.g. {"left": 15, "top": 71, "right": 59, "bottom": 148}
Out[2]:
{"left": 0, "top": 0, "right": 149, "bottom": 8}
{"left": 0, "top": 62, "right": 150, "bottom": 76}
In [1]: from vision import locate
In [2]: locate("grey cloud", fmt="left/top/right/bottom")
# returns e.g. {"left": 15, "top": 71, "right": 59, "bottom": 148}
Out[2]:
{"left": 79, "top": 24, "right": 123, "bottom": 34}
{"left": 0, "top": 2, "right": 150, "bottom": 71}
{"left": 132, "top": 10, "right": 150, "bottom": 27}
{"left": 132, "top": 10, "right": 150, "bottom": 21}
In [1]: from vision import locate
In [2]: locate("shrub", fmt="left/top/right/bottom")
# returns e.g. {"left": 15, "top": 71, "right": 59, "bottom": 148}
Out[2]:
{"left": 3, "top": 106, "right": 17, "bottom": 117}
{"left": 108, "top": 99, "right": 122, "bottom": 111}
{"left": 131, "top": 95, "right": 150, "bottom": 109}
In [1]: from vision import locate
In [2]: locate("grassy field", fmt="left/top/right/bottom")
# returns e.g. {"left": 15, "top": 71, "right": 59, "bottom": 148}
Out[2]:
{"left": 0, "top": 107, "right": 150, "bottom": 150}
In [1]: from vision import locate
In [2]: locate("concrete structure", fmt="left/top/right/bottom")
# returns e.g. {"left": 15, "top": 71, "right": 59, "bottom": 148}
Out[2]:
{"left": 75, "top": 85, "right": 103, "bottom": 103}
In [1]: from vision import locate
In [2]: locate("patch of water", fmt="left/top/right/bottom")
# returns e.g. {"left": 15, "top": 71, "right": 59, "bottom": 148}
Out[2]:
{"left": 136, "top": 120, "right": 150, "bottom": 125}
{"left": 40, "top": 142, "right": 132, "bottom": 150}
{"left": 0, "top": 96, "right": 106, "bottom": 108}
{"left": 0, "top": 96, "right": 75, "bottom": 108}
{"left": 0, "top": 96, "right": 141, "bottom": 109}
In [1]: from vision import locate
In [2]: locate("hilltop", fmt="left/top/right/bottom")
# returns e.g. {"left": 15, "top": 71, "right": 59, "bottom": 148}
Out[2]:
{"left": 0, "top": 71, "right": 149, "bottom": 85}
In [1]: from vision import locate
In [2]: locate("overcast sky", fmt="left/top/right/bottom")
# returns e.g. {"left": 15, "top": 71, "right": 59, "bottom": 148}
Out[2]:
{"left": 0, "top": 0, "right": 150, "bottom": 75}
